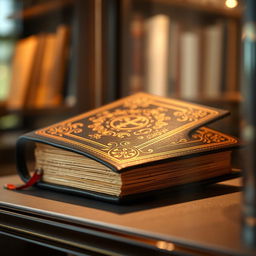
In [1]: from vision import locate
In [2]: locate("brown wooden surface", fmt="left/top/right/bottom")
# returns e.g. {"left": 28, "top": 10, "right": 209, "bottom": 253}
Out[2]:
{"left": 8, "top": 0, "right": 74, "bottom": 20}
{"left": 0, "top": 175, "right": 255, "bottom": 255}
{"left": 139, "top": 0, "right": 242, "bottom": 19}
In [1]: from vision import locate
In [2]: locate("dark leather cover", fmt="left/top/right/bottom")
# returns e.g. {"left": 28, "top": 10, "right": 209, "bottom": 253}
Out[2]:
{"left": 15, "top": 93, "right": 239, "bottom": 203}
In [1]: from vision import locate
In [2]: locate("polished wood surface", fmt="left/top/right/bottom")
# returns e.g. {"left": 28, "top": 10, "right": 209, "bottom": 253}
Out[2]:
{"left": 0, "top": 175, "right": 255, "bottom": 255}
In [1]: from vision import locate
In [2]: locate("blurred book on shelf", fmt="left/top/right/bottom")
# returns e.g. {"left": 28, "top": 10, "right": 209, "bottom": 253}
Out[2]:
{"left": 168, "top": 20, "right": 180, "bottom": 97}
{"left": 144, "top": 14, "right": 170, "bottom": 97}
{"left": 6, "top": 24, "right": 70, "bottom": 111}
{"left": 179, "top": 27, "right": 201, "bottom": 99}
{"left": 127, "top": 2, "right": 241, "bottom": 102}
{"left": 129, "top": 14, "right": 145, "bottom": 94}
{"left": 224, "top": 19, "right": 239, "bottom": 97}
{"left": 202, "top": 20, "right": 224, "bottom": 98}
{"left": 7, "top": 35, "right": 41, "bottom": 110}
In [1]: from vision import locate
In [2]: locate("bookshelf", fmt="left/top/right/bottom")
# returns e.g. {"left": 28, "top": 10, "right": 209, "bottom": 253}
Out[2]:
{"left": 8, "top": 0, "right": 74, "bottom": 20}
{"left": 1, "top": 0, "right": 118, "bottom": 115}
{"left": 118, "top": 0, "right": 243, "bottom": 137}
{"left": 0, "top": 0, "right": 118, "bottom": 166}
{"left": 0, "top": 0, "right": 243, "bottom": 158}
{"left": 119, "top": 0, "right": 242, "bottom": 97}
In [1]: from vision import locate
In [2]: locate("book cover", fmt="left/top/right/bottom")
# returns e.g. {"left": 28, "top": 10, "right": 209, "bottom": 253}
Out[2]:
{"left": 19, "top": 93, "right": 231, "bottom": 168}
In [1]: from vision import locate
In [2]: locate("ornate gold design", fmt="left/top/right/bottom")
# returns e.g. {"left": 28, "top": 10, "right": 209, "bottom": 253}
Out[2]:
{"left": 110, "top": 115, "right": 149, "bottom": 130}
{"left": 123, "top": 97, "right": 151, "bottom": 109}
{"left": 103, "top": 141, "right": 139, "bottom": 159}
{"left": 167, "top": 128, "right": 236, "bottom": 146}
{"left": 45, "top": 122, "right": 83, "bottom": 137}
{"left": 173, "top": 109, "right": 208, "bottom": 122}
{"left": 146, "top": 128, "right": 169, "bottom": 139}
{"left": 102, "top": 141, "right": 155, "bottom": 160}
{"left": 170, "top": 138, "right": 189, "bottom": 145}
{"left": 134, "top": 128, "right": 152, "bottom": 136}
{"left": 88, "top": 106, "right": 171, "bottom": 140}
{"left": 110, "top": 147, "right": 138, "bottom": 159}
{"left": 34, "top": 93, "right": 233, "bottom": 167}
{"left": 192, "top": 128, "right": 229, "bottom": 143}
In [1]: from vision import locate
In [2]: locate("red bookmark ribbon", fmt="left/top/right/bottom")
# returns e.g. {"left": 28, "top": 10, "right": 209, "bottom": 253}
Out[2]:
{"left": 4, "top": 169, "right": 43, "bottom": 190}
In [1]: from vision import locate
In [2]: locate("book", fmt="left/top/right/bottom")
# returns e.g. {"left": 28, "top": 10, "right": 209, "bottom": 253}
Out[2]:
{"left": 224, "top": 19, "right": 239, "bottom": 98}
{"left": 7, "top": 35, "right": 41, "bottom": 110}
{"left": 47, "top": 25, "right": 70, "bottom": 107}
{"left": 180, "top": 29, "right": 200, "bottom": 99}
{"left": 36, "top": 25, "right": 70, "bottom": 108}
{"left": 203, "top": 21, "right": 224, "bottom": 98}
{"left": 15, "top": 93, "right": 238, "bottom": 203}
{"left": 129, "top": 14, "right": 145, "bottom": 94}
{"left": 34, "top": 33, "right": 57, "bottom": 108}
{"left": 6, "top": 27, "right": 70, "bottom": 110}
{"left": 0, "top": 40, "right": 15, "bottom": 103}
{"left": 144, "top": 15, "right": 170, "bottom": 96}
{"left": 25, "top": 33, "right": 46, "bottom": 108}
{"left": 168, "top": 21, "right": 181, "bottom": 97}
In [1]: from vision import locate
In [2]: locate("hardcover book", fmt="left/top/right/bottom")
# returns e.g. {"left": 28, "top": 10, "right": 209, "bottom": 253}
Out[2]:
{"left": 15, "top": 93, "right": 238, "bottom": 203}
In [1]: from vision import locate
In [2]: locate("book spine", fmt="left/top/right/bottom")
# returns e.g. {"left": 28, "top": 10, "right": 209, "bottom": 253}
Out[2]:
{"left": 180, "top": 29, "right": 200, "bottom": 99}
{"left": 46, "top": 25, "right": 70, "bottom": 107}
{"left": 224, "top": 19, "right": 239, "bottom": 98}
{"left": 203, "top": 21, "right": 224, "bottom": 98}
{"left": 35, "top": 33, "right": 56, "bottom": 108}
{"left": 7, "top": 36, "right": 39, "bottom": 110}
{"left": 144, "top": 14, "right": 170, "bottom": 97}
{"left": 26, "top": 33, "right": 46, "bottom": 108}
{"left": 129, "top": 14, "right": 145, "bottom": 94}
{"left": 168, "top": 21, "right": 180, "bottom": 97}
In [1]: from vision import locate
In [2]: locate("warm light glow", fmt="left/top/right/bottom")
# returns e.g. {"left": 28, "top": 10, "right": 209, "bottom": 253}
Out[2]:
{"left": 156, "top": 241, "right": 175, "bottom": 251}
{"left": 225, "top": 0, "right": 238, "bottom": 8}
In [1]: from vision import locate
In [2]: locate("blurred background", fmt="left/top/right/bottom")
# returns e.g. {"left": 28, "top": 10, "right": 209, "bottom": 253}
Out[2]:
{"left": 0, "top": 0, "right": 243, "bottom": 174}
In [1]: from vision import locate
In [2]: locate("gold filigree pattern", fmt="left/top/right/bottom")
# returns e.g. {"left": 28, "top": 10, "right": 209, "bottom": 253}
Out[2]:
{"left": 173, "top": 109, "right": 208, "bottom": 122}
{"left": 33, "top": 93, "right": 232, "bottom": 166}
{"left": 110, "top": 147, "right": 138, "bottom": 159}
{"left": 123, "top": 97, "right": 151, "bottom": 109}
{"left": 45, "top": 122, "right": 84, "bottom": 137}
{"left": 110, "top": 115, "right": 149, "bottom": 130}
{"left": 103, "top": 141, "right": 139, "bottom": 159}
{"left": 134, "top": 128, "right": 152, "bottom": 136}
{"left": 192, "top": 129, "right": 228, "bottom": 143}
{"left": 170, "top": 138, "right": 189, "bottom": 145}
{"left": 88, "top": 106, "right": 171, "bottom": 140}
{"left": 146, "top": 128, "right": 169, "bottom": 139}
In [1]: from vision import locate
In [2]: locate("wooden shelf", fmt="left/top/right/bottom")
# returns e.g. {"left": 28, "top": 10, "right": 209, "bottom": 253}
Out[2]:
{"left": 0, "top": 176, "right": 255, "bottom": 255}
{"left": 18, "top": 105, "right": 76, "bottom": 117}
{"left": 0, "top": 104, "right": 76, "bottom": 118}
{"left": 140, "top": 0, "right": 243, "bottom": 18}
{"left": 8, "top": 0, "right": 74, "bottom": 20}
{"left": 169, "top": 93, "right": 242, "bottom": 105}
